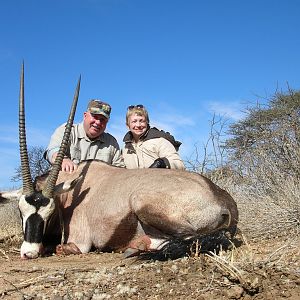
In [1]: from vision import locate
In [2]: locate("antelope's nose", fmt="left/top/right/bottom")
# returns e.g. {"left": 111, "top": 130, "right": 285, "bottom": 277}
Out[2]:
{"left": 20, "top": 242, "right": 44, "bottom": 259}
{"left": 21, "top": 251, "right": 39, "bottom": 259}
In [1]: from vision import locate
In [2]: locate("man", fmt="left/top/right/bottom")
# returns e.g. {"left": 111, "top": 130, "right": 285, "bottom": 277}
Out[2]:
{"left": 45, "top": 99, "right": 125, "bottom": 172}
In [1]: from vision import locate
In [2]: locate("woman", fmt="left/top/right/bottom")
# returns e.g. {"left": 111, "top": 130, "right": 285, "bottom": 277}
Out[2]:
{"left": 122, "top": 104, "right": 185, "bottom": 169}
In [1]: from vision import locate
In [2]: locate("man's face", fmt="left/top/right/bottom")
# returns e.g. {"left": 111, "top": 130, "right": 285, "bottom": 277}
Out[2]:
{"left": 83, "top": 111, "right": 108, "bottom": 139}
{"left": 128, "top": 113, "right": 148, "bottom": 141}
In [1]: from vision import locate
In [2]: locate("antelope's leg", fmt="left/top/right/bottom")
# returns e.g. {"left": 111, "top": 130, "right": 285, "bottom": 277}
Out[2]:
{"left": 56, "top": 243, "right": 82, "bottom": 255}
{"left": 123, "top": 235, "right": 168, "bottom": 258}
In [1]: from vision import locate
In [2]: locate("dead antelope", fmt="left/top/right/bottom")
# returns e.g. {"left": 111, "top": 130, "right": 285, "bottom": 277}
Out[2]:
{"left": 1, "top": 64, "right": 238, "bottom": 259}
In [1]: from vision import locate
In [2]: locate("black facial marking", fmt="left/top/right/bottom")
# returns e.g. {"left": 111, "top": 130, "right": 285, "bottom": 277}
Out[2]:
{"left": 25, "top": 192, "right": 50, "bottom": 210}
{"left": 24, "top": 213, "right": 45, "bottom": 243}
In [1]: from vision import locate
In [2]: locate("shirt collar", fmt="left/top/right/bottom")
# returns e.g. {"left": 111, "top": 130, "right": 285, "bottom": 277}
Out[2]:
{"left": 78, "top": 122, "right": 105, "bottom": 142}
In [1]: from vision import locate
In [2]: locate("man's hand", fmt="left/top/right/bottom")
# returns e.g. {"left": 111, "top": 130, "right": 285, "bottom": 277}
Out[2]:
{"left": 51, "top": 153, "right": 78, "bottom": 173}
{"left": 61, "top": 158, "right": 78, "bottom": 173}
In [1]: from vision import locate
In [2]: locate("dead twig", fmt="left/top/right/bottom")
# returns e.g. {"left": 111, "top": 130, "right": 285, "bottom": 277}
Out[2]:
{"left": 0, "top": 249, "right": 9, "bottom": 260}
{"left": 198, "top": 270, "right": 215, "bottom": 292}
{"left": 0, "top": 270, "right": 66, "bottom": 296}
{"left": 0, "top": 277, "right": 30, "bottom": 298}
{"left": 207, "top": 251, "right": 244, "bottom": 283}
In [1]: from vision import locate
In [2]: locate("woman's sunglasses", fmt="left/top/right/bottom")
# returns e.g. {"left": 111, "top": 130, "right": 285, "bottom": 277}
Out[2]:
{"left": 127, "top": 104, "right": 144, "bottom": 110}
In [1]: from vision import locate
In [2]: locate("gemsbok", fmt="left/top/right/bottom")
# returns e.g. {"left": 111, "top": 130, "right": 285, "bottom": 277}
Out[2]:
{"left": 1, "top": 64, "right": 238, "bottom": 259}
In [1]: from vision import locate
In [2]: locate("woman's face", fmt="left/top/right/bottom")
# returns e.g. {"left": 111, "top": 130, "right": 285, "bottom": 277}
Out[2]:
{"left": 128, "top": 113, "right": 148, "bottom": 141}
{"left": 83, "top": 111, "right": 108, "bottom": 139}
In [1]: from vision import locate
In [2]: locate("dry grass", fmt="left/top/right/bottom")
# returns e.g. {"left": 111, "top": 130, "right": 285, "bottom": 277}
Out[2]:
{"left": 210, "top": 174, "right": 300, "bottom": 240}
{"left": 0, "top": 198, "right": 22, "bottom": 244}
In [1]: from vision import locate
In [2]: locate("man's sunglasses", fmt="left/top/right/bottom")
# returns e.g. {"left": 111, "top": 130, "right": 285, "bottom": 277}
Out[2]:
{"left": 127, "top": 104, "right": 144, "bottom": 110}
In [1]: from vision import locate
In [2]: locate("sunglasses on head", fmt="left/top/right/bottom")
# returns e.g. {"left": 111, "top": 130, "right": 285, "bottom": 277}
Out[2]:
{"left": 127, "top": 104, "right": 144, "bottom": 110}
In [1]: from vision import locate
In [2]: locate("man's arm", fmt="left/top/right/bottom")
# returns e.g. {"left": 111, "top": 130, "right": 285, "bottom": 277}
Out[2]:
{"left": 107, "top": 135, "right": 125, "bottom": 168}
{"left": 50, "top": 152, "right": 78, "bottom": 173}
{"left": 45, "top": 123, "right": 77, "bottom": 173}
{"left": 111, "top": 148, "right": 125, "bottom": 167}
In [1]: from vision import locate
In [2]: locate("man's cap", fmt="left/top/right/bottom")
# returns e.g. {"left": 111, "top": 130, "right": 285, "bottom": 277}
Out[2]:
{"left": 87, "top": 99, "right": 111, "bottom": 119}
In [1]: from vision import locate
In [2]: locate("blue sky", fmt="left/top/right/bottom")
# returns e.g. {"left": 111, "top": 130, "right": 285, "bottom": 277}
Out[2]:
{"left": 1, "top": 0, "right": 300, "bottom": 189}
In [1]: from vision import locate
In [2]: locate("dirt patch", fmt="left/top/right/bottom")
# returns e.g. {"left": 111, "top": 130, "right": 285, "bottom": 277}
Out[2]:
{"left": 0, "top": 233, "right": 299, "bottom": 300}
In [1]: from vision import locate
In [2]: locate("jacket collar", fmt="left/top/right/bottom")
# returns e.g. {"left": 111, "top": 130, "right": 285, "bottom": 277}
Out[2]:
{"left": 123, "top": 126, "right": 150, "bottom": 143}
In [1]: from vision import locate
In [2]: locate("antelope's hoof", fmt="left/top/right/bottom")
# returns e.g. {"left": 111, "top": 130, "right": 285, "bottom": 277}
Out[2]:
{"left": 56, "top": 243, "right": 82, "bottom": 256}
{"left": 123, "top": 247, "right": 141, "bottom": 258}
{"left": 123, "top": 235, "right": 152, "bottom": 258}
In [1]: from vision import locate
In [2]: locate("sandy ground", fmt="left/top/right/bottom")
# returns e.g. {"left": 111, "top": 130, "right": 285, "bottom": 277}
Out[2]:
{"left": 0, "top": 232, "right": 299, "bottom": 300}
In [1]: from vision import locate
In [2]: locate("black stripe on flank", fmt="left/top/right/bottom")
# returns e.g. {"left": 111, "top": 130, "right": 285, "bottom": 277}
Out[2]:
{"left": 24, "top": 213, "right": 45, "bottom": 243}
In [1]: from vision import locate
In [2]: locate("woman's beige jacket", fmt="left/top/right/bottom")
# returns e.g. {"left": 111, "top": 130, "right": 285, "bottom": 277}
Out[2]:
{"left": 122, "top": 127, "right": 185, "bottom": 169}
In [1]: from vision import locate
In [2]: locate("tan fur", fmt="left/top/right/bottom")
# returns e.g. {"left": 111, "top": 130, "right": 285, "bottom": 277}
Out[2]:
{"left": 38, "top": 160, "right": 238, "bottom": 255}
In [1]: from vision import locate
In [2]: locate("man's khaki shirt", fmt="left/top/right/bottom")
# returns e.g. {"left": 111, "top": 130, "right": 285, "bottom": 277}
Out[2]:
{"left": 45, "top": 122, "right": 125, "bottom": 167}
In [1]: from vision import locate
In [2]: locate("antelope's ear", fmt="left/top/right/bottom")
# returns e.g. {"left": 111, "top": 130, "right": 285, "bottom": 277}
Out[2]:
{"left": 53, "top": 175, "right": 83, "bottom": 195}
{"left": 0, "top": 188, "right": 23, "bottom": 202}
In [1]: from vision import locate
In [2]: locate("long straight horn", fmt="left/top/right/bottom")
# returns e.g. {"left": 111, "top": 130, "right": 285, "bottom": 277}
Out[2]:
{"left": 19, "top": 62, "right": 34, "bottom": 196}
{"left": 42, "top": 76, "right": 81, "bottom": 198}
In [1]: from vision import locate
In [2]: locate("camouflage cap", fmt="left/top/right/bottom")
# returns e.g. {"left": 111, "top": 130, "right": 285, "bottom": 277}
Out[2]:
{"left": 87, "top": 99, "right": 111, "bottom": 119}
